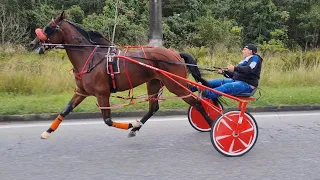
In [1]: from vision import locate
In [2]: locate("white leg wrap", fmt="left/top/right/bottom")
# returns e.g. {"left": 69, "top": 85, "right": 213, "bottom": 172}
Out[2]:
{"left": 41, "top": 131, "right": 51, "bottom": 139}
{"left": 132, "top": 120, "right": 143, "bottom": 128}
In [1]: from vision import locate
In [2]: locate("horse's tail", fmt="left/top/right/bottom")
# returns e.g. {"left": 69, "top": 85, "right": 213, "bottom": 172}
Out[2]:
{"left": 179, "top": 52, "right": 209, "bottom": 87}
{"left": 180, "top": 52, "right": 223, "bottom": 106}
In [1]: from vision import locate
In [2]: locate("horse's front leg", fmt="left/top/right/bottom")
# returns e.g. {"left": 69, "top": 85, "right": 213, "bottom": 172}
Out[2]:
{"left": 97, "top": 96, "right": 135, "bottom": 130}
{"left": 40, "top": 92, "right": 87, "bottom": 139}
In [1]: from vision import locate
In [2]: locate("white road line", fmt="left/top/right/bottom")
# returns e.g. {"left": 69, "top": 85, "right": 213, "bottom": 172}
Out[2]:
{"left": 0, "top": 112, "right": 320, "bottom": 129}
{"left": 254, "top": 112, "right": 320, "bottom": 118}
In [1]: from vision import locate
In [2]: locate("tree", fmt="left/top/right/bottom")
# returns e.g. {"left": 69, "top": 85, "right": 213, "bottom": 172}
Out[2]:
{"left": 275, "top": 0, "right": 317, "bottom": 49}
{"left": 67, "top": 5, "right": 85, "bottom": 24}
{"left": 46, "top": 0, "right": 105, "bottom": 15}
{"left": 209, "top": 0, "right": 289, "bottom": 45}
{"left": 191, "top": 15, "right": 242, "bottom": 52}
{"left": 24, "top": 3, "right": 58, "bottom": 39}
{"left": 163, "top": 0, "right": 205, "bottom": 20}
{"left": 82, "top": 0, "right": 149, "bottom": 45}
{"left": 297, "top": 4, "right": 320, "bottom": 49}
{"left": 0, "top": 4, "right": 28, "bottom": 48}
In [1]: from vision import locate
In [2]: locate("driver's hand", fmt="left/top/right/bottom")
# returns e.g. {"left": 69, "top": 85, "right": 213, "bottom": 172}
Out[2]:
{"left": 217, "top": 69, "right": 223, "bottom": 74}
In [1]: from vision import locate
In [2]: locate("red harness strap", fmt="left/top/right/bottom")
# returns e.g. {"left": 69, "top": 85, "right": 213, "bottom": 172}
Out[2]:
{"left": 109, "top": 63, "right": 117, "bottom": 90}
{"left": 74, "top": 46, "right": 98, "bottom": 79}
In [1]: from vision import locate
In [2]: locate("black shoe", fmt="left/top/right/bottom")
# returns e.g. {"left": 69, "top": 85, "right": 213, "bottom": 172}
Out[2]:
{"left": 200, "top": 89, "right": 208, "bottom": 99}
{"left": 187, "top": 83, "right": 198, "bottom": 92}
{"left": 197, "top": 82, "right": 205, "bottom": 98}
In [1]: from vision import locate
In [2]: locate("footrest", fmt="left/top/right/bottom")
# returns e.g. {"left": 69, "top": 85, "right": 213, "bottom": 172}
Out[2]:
{"left": 235, "top": 88, "right": 257, "bottom": 97}
{"left": 236, "top": 96, "right": 256, "bottom": 101}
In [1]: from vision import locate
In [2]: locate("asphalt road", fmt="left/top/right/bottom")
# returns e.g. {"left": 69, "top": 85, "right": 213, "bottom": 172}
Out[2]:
{"left": 1, "top": 111, "right": 320, "bottom": 180}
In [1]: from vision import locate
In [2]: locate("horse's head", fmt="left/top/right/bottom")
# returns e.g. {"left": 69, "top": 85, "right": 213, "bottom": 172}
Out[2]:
{"left": 27, "top": 11, "right": 66, "bottom": 53}
{"left": 27, "top": 11, "right": 113, "bottom": 53}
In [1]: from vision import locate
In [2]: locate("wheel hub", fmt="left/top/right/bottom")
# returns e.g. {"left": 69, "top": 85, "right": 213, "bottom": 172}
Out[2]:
{"left": 232, "top": 131, "right": 239, "bottom": 137}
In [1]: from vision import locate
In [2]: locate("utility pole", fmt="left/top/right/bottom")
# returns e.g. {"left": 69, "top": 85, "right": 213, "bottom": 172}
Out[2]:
{"left": 149, "top": 0, "right": 162, "bottom": 47}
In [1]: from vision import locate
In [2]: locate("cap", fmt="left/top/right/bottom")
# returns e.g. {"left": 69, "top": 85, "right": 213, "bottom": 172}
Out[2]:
{"left": 244, "top": 43, "right": 257, "bottom": 54}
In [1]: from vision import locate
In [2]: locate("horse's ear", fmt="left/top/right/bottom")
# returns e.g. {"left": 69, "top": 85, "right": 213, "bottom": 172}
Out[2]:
{"left": 59, "top": 11, "right": 65, "bottom": 21}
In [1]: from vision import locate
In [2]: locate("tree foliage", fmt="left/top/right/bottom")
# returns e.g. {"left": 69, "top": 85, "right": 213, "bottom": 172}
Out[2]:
{"left": 0, "top": 0, "right": 319, "bottom": 51}
{"left": 0, "top": 4, "right": 28, "bottom": 48}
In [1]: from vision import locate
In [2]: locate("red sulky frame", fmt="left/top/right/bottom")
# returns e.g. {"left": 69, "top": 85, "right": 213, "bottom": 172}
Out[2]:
{"left": 116, "top": 55, "right": 254, "bottom": 124}
{"left": 116, "top": 54, "right": 259, "bottom": 157}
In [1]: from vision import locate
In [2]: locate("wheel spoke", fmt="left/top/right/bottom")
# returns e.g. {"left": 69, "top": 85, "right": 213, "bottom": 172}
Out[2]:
{"left": 216, "top": 135, "right": 231, "bottom": 141}
{"left": 238, "top": 137, "right": 249, "bottom": 147}
{"left": 241, "top": 126, "right": 253, "bottom": 134}
{"left": 228, "top": 139, "right": 235, "bottom": 153}
{"left": 219, "top": 119, "right": 233, "bottom": 131}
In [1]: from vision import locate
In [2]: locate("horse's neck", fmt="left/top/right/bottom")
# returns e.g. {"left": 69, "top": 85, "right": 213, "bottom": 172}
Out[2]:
{"left": 61, "top": 23, "right": 117, "bottom": 73}
{"left": 62, "top": 28, "right": 96, "bottom": 72}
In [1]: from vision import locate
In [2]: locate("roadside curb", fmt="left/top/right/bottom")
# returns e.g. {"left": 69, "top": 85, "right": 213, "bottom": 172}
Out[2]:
{"left": 1, "top": 105, "right": 320, "bottom": 122}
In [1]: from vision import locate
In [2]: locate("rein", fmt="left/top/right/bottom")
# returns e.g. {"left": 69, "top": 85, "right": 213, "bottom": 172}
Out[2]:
{"left": 41, "top": 43, "right": 225, "bottom": 72}
{"left": 41, "top": 43, "right": 116, "bottom": 48}
{"left": 123, "top": 56, "right": 228, "bottom": 72}
{"left": 40, "top": 43, "right": 115, "bottom": 79}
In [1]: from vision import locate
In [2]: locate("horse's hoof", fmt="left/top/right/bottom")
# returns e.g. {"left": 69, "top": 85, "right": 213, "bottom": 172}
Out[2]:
{"left": 132, "top": 120, "right": 142, "bottom": 128}
{"left": 40, "top": 131, "right": 51, "bottom": 139}
{"left": 127, "top": 131, "right": 136, "bottom": 138}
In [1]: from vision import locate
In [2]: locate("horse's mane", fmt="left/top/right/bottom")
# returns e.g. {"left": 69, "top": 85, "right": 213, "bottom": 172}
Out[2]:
{"left": 65, "top": 20, "right": 113, "bottom": 46}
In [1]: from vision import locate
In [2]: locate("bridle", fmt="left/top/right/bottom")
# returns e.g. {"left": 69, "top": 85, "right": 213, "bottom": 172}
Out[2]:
{"left": 35, "top": 19, "right": 64, "bottom": 42}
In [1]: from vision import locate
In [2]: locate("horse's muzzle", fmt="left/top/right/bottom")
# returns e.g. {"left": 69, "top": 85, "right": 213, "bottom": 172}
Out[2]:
{"left": 26, "top": 43, "right": 35, "bottom": 52}
{"left": 36, "top": 46, "right": 45, "bottom": 54}
{"left": 26, "top": 42, "right": 45, "bottom": 54}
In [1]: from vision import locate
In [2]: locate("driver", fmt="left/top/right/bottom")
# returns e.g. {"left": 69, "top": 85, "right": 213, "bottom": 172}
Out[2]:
{"left": 189, "top": 43, "right": 263, "bottom": 99}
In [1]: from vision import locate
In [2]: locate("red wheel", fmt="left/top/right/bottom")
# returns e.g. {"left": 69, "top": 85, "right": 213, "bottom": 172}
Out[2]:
{"left": 187, "top": 99, "right": 223, "bottom": 132}
{"left": 210, "top": 111, "right": 258, "bottom": 157}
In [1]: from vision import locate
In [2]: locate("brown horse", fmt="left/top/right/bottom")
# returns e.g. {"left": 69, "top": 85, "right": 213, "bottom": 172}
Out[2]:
{"left": 28, "top": 12, "right": 215, "bottom": 139}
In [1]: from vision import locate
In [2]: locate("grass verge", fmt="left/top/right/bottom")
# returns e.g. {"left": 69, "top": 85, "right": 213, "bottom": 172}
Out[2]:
{"left": 1, "top": 86, "right": 320, "bottom": 115}
{"left": 1, "top": 47, "right": 320, "bottom": 115}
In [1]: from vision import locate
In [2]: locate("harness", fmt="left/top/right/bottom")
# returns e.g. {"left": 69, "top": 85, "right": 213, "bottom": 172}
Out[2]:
{"left": 106, "top": 48, "right": 121, "bottom": 93}
{"left": 34, "top": 18, "right": 206, "bottom": 109}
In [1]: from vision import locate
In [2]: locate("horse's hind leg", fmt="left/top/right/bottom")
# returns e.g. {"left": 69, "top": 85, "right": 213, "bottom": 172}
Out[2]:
{"left": 128, "top": 79, "right": 162, "bottom": 138}
{"left": 164, "top": 81, "right": 214, "bottom": 127}
{"left": 40, "top": 91, "right": 87, "bottom": 139}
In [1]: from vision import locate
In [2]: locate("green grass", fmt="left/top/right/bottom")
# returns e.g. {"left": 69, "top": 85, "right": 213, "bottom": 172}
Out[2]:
{"left": 250, "top": 86, "right": 320, "bottom": 106}
{"left": 1, "top": 86, "right": 320, "bottom": 115}
{"left": 1, "top": 47, "right": 320, "bottom": 115}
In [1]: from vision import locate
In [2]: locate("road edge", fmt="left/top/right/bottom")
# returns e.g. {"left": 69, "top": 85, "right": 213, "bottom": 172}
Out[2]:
{"left": 1, "top": 105, "right": 320, "bottom": 122}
